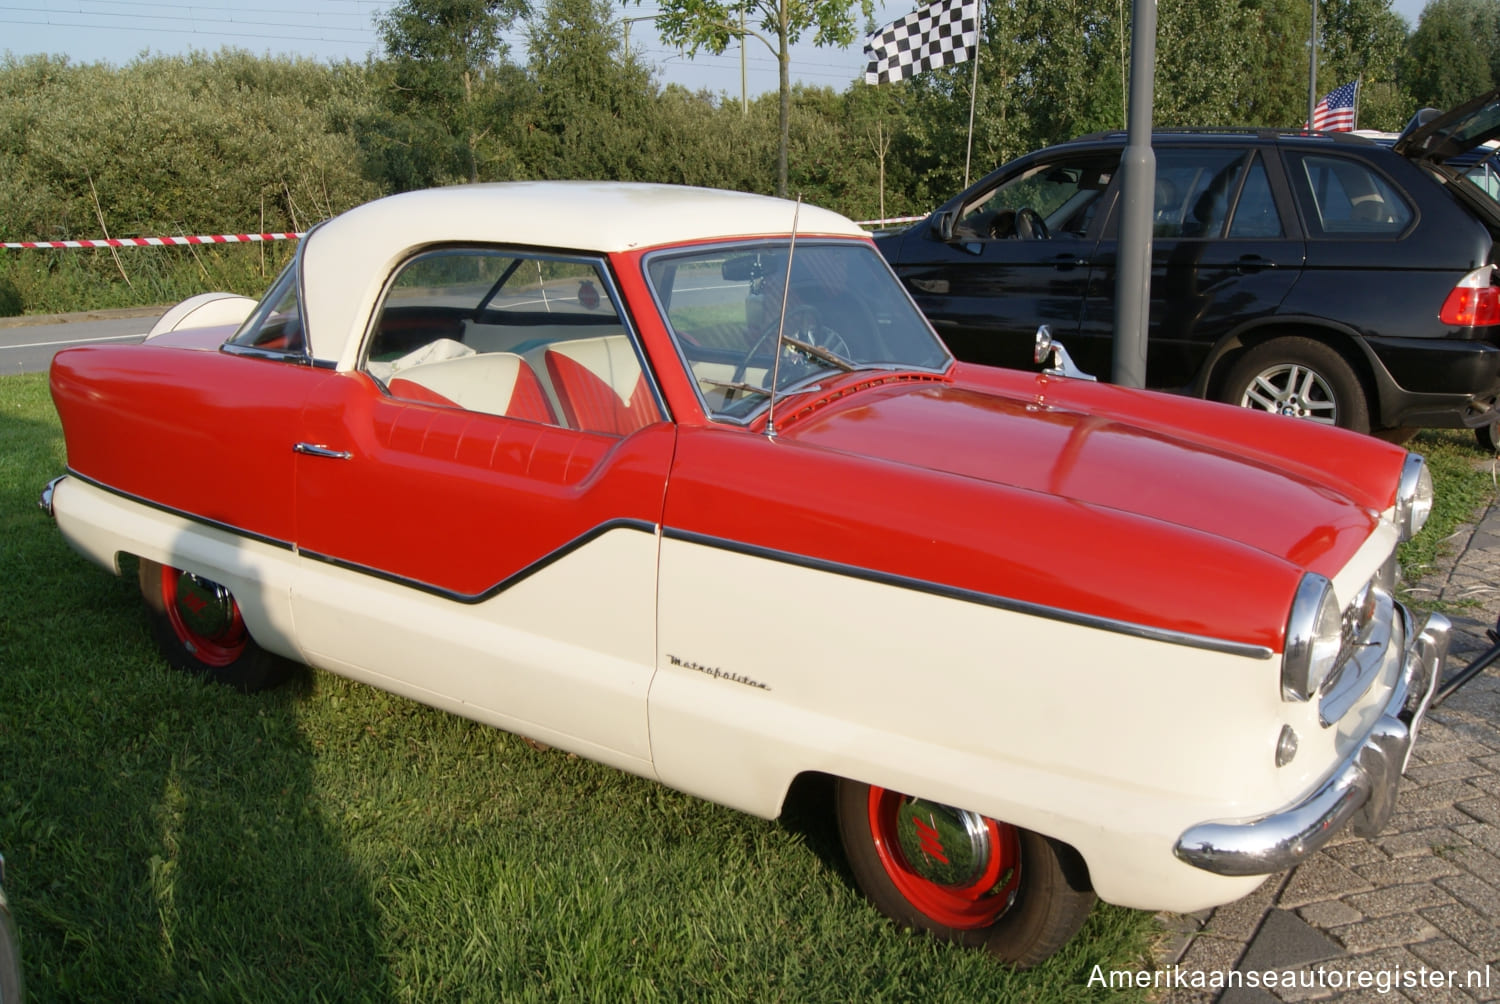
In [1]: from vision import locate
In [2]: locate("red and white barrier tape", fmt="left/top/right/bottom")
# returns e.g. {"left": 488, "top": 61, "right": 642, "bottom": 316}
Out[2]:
{"left": 2, "top": 232, "right": 305, "bottom": 250}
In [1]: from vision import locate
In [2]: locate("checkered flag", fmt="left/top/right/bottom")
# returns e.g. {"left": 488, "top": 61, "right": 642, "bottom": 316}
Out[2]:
{"left": 864, "top": 0, "right": 980, "bottom": 85}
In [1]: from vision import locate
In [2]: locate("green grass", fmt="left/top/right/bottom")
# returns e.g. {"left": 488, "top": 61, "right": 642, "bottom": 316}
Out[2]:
{"left": 1397, "top": 429, "right": 1499, "bottom": 592}
{"left": 1, "top": 369, "right": 1156, "bottom": 1000}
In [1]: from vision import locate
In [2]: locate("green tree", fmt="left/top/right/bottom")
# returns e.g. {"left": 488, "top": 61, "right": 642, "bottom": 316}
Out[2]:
{"left": 369, "top": 0, "right": 530, "bottom": 185}
{"left": 642, "top": 0, "right": 874, "bottom": 197}
{"left": 1403, "top": 0, "right": 1497, "bottom": 110}
{"left": 1319, "top": 0, "right": 1410, "bottom": 130}
{"left": 519, "top": 0, "right": 659, "bottom": 179}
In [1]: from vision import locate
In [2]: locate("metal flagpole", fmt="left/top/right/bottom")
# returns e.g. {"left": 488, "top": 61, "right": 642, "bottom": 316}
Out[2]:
{"left": 1307, "top": 0, "right": 1318, "bottom": 128}
{"left": 963, "top": 0, "right": 983, "bottom": 190}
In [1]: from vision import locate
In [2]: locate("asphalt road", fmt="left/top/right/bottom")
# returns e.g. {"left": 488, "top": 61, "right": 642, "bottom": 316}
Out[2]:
{"left": 0, "top": 308, "right": 166, "bottom": 375}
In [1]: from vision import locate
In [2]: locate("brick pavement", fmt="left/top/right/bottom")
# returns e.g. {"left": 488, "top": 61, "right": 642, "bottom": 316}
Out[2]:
{"left": 1158, "top": 472, "right": 1500, "bottom": 1003}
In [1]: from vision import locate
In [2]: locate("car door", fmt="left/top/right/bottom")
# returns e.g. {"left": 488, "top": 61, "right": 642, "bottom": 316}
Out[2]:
{"left": 289, "top": 247, "right": 674, "bottom": 767}
{"left": 1075, "top": 146, "right": 1305, "bottom": 390}
{"left": 882, "top": 152, "right": 1118, "bottom": 370}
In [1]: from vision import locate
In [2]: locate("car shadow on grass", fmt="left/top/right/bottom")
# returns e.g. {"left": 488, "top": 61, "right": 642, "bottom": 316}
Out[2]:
{"left": 0, "top": 387, "right": 394, "bottom": 1000}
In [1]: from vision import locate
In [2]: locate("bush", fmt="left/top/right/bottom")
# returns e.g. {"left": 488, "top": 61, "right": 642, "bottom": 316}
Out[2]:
{"left": 0, "top": 275, "right": 21, "bottom": 316}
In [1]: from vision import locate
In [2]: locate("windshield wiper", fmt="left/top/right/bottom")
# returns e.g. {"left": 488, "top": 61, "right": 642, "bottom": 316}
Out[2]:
{"left": 698, "top": 376, "right": 771, "bottom": 398}
{"left": 780, "top": 334, "right": 857, "bottom": 372}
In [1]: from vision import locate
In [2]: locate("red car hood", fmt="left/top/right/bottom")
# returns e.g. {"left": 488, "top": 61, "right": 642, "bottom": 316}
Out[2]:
{"left": 776, "top": 369, "right": 1399, "bottom": 578}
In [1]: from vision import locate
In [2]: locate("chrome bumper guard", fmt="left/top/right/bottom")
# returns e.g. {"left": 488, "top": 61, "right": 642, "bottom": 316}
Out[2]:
{"left": 1174, "top": 606, "right": 1450, "bottom": 877}
{"left": 39, "top": 474, "right": 65, "bottom": 517}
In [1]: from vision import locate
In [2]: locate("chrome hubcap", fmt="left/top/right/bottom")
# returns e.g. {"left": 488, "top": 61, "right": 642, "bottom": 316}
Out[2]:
{"left": 174, "top": 572, "right": 237, "bottom": 639}
{"left": 1240, "top": 364, "right": 1338, "bottom": 425}
{"left": 893, "top": 797, "right": 993, "bottom": 887}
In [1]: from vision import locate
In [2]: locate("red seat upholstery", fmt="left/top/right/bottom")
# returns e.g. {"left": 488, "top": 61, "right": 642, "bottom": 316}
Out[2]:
{"left": 543, "top": 337, "right": 658, "bottom": 435}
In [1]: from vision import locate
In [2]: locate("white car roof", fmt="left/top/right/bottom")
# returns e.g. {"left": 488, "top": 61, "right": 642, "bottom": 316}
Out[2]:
{"left": 299, "top": 181, "right": 867, "bottom": 365}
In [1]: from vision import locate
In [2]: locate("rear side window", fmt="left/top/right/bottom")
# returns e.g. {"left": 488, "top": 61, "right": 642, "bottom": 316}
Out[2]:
{"left": 226, "top": 261, "right": 307, "bottom": 360}
{"left": 1150, "top": 148, "right": 1250, "bottom": 239}
{"left": 1291, "top": 153, "right": 1413, "bottom": 236}
{"left": 361, "top": 248, "right": 663, "bottom": 436}
{"left": 1227, "top": 157, "right": 1283, "bottom": 238}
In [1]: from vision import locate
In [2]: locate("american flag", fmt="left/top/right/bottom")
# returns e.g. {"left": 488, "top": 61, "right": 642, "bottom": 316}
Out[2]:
{"left": 864, "top": 0, "right": 979, "bottom": 85}
{"left": 1310, "top": 80, "right": 1359, "bottom": 132}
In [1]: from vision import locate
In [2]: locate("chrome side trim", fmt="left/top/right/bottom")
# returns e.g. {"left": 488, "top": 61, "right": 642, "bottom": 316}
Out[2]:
{"left": 60, "top": 469, "right": 296, "bottom": 551}
{"left": 298, "top": 518, "right": 660, "bottom": 604}
{"left": 662, "top": 528, "right": 1275, "bottom": 661}
{"left": 1174, "top": 607, "right": 1450, "bottom": 877}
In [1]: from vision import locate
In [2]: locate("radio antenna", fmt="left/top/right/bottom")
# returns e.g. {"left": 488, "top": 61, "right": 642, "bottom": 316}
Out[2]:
{"left": 765, "top": 195, "right": 801, "bottom": 440}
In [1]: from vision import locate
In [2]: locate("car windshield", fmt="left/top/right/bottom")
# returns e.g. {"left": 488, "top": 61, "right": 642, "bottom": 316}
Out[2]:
{"left": 646, "top": 240, "right": 950, "bottom": 422}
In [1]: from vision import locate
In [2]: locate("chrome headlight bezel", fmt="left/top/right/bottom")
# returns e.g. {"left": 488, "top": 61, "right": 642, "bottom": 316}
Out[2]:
{"left": 1395, "top": 453, "right": 1434, "bottom": 542}
{"left": 1283, "top": 573, "right": 1343, "bottom": 701}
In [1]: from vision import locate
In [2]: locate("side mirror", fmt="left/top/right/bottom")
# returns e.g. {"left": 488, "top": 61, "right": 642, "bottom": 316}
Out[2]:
{"left": 931, "top": 210, "right": 956, "bottom": 242}
{"left": 1034, "top": 325, "right": 1098, "bottom": 381}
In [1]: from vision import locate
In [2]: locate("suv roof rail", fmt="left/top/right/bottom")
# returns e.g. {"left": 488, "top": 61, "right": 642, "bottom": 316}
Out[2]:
{"left": 1069, "top": 127, "right": 1379, "bottom": 145}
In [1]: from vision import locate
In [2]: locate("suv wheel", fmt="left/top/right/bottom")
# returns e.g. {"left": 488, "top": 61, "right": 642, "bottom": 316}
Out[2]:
{"left": 1221, "top": 337, "right": 1371, "bottom": 434}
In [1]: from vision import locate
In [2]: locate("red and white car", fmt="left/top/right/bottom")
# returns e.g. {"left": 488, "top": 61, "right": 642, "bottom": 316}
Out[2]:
{"left": 43, "top": 182, "right": 1451, "bottom": 966}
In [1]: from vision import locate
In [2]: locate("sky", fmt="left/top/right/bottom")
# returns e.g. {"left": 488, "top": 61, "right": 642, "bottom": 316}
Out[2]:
{"left": 0, "top": 0, "right": 1434, "bottom": 101}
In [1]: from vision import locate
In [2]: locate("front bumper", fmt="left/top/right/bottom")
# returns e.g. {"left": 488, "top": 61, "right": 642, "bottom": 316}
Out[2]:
{"left": 1174, "top": 607, "right": 1451, "bottom": 877}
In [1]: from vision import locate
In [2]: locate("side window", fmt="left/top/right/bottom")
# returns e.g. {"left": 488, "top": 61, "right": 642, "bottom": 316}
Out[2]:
{"left": 1292, "top": 154, "right": 1413, "bottom": 236}
{"left": 227, "top": 262, "right": 306, "bottom": 359}
{"left": 362, "top": 248, "right": 662, "bottom": 436}
{"left": 1149, "top": 148, "right": 1249, "bottom": 239}
{"left": 957, "top": 154, "right": 1118, "bottom": 240}
{"left": 1227, "top": 156, "right": 1284, "bottom": 238}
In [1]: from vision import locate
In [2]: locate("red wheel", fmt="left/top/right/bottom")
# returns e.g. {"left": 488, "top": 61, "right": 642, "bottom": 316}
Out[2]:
{"left": 836, "top": 779, "right": 1095, "bottom": 967}
{"left": 139, "top": 558, "right": 291, "bottom": 692}
{"left": 159, "top": 564, "right": 250, "bottom": 667}
{"left": 865, "top": 785, "right": 1022, "bottom": 929}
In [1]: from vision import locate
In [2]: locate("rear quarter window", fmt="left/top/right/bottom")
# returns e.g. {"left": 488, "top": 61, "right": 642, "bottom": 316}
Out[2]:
{"left": 1288, "top": 152, "right": 1413, "bottom": 237}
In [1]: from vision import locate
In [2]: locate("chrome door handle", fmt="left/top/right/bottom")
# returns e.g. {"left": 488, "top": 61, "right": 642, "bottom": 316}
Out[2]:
{"left": 293, "top": 442, "right": 352, "bottom": 460}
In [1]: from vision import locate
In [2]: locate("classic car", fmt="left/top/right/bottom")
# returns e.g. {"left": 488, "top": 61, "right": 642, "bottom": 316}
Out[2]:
{"left": 43, "top": 181, "right": 1451, "bottom": 967}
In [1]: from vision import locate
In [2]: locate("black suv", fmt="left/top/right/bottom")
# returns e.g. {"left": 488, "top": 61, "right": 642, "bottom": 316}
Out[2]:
{"left": 876, "top": 90, "right": 1500, "bottom": 442}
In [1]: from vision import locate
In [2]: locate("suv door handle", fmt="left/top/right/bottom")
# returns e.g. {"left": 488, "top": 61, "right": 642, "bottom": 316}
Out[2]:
{"left": 1050, "top": 253, "right": 1088, "bottom": 269}
{"left": 1236, "top": 254, "right": 1275, "bottom": 273}
{"left": 293, "top": 442, "right": 352, "bottom": 460}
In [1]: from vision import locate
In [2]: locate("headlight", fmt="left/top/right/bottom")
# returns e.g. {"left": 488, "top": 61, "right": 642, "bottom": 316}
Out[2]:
{"left": 1395, "top": 453, "right": 1434, "bottom": 542}
{"left": 1283, "top": 574, "right": 1342, "bottom": 701}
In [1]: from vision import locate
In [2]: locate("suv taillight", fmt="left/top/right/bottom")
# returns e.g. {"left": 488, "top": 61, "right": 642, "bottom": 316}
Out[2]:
{"left": 1440, "top": 265, "right": 1500, "bottom": 326}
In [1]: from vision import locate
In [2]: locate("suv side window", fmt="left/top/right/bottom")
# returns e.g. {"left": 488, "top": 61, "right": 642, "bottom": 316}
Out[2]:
{"left": 1290, "top": 153, "right": 1413, "bottom": 236}
{"left": 1150, "top": 148, "right": 1250, "bottom": 239}
{"left": 1227, "top": 156, "right": 1283, "bottom": 238}
{"left": 956, "top": 154, "right": 1118, "bottom": 240}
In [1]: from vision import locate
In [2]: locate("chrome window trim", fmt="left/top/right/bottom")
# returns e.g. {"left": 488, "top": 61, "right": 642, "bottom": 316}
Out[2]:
{"left": 223, "top": 229, "right": 320, "bottom": 364}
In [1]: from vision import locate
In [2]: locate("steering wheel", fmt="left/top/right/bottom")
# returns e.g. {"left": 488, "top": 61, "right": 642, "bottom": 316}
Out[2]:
{"left": 1014, "top": 207, "right": 1051, "bottom": 240}
{"left": 732, "top": 305, "right": 854, "bottom": 384}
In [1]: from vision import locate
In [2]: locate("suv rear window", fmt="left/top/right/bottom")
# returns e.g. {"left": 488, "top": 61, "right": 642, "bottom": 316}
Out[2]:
{"left": 1290, "top": 153, "right": 1413, "bottom": 236}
